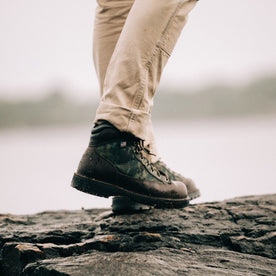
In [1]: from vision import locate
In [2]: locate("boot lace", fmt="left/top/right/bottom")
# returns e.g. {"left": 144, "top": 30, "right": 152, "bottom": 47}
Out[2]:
{"left": 133, "top": 140, "right": 169, "bottom": 183}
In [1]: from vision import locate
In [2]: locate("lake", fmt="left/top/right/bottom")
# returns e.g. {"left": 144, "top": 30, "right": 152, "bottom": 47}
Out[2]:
{"left": 0, "top": 115, "right": 275, "bottom": 214}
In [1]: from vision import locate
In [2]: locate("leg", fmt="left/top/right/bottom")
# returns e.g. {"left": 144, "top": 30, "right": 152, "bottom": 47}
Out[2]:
{"left": 93, "top": 0, "right": 159, "bottom": 159}
{"left": 95, "top": 0, "right": 198, "bottom": 142}
{"left": 71, "top": 0, "right": 199, "bottom": 209}
{"left": 94, "top": 0, "right": 200, "bottom": 209}
{"left": 93, "top": 0, "right": 155, "bottom": 211}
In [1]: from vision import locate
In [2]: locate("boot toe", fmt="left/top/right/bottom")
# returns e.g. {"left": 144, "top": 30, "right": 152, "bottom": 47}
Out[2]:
{"left": 170, "top": 180, "right": 189, "bottom": 199}
{"left": 184, "top": 178, "right": 200, "bottom": 199}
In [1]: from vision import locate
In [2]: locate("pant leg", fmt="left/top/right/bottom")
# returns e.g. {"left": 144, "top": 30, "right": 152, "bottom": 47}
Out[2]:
{"left": 93, "top": 0, "right": 160, "bottom": 160}
{"left": 93, "top": 0, "right": 135, "bottom": 95}
{"left": 94, "top": 0, "right": 198, "bottom": 148}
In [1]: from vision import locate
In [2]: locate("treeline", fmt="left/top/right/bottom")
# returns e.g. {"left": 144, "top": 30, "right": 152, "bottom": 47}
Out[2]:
{"left": 0, "top": 76, "right": 275, "bottom": 128}
{"left": 0, "top": 92, "right": 98, "bottom": 128}
{"left": 153, "top": 75, "right": 276, "bottom": 120}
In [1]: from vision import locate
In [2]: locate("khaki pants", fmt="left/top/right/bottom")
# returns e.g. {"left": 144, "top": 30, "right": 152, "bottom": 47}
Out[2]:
{"left": 93, "top": 0, "right": 198, "bottom": 159}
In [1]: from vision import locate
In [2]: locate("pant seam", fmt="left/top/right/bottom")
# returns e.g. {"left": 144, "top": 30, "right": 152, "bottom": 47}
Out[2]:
{"left": 159, "top": 0, "right": 186, "bottom": 55}
{"left": 130, "top": 0, "right": 182, "bottom": 115}
{"left": 126, "top": 0, "right": 195, "bottom": 134}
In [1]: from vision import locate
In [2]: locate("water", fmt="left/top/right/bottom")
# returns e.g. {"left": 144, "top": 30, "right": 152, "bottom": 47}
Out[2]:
{"left": 0, "top": 115, "right": 275, "bottom": 214}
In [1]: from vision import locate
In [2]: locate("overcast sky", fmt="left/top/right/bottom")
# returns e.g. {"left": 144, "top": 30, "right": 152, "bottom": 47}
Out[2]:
{"left": 0, "top": 0, "right": 275, "bottom": 100}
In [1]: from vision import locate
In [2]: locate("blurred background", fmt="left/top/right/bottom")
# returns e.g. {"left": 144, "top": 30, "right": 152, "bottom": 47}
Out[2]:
{"left": 0, "top": 0, "right": 275, "bottom": 214}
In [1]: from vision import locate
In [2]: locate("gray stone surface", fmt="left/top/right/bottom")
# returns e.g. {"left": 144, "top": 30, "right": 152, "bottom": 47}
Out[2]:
{"left": 0, "top": 194, "right": 275, "bottom": 275}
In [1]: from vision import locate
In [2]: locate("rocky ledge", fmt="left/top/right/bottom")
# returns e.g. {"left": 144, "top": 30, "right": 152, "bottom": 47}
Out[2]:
{"left": 0, "top": 194, "right": 275, "bottom": 276}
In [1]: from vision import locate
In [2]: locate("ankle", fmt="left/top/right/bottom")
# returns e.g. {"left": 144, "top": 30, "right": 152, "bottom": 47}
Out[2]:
{"left": 90, "top": 121, "right": 137, "bottom": 146}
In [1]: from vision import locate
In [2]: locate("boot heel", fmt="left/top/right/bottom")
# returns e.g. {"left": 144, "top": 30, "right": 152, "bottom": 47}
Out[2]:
{"left": 112, "top": 196, "right": 151, "bottom": 213}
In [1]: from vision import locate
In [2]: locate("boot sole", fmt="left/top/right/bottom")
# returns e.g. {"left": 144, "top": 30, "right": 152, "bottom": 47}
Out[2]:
{"left": 112, "top": 191, "right": 200, "bottom": 213}
{"left": 71, "top": 173, "right": 189, "bottom": 208}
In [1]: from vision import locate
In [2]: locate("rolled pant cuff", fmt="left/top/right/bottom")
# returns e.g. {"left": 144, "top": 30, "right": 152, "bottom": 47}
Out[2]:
{"left": 94, "top": 101, "right": 151, "bottom": 141}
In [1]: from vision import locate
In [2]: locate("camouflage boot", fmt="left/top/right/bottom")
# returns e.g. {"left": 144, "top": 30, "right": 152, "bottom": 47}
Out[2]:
{"left": 71, "top": 122, "right": 189, "bottom": 208}
{"left": 112, "top": 158, "right": 200, "bottom": 213}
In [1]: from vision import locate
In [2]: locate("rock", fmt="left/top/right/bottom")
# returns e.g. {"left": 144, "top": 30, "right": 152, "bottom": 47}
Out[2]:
{"left": 0, "top": 195, "right": 275, "bottom": 275}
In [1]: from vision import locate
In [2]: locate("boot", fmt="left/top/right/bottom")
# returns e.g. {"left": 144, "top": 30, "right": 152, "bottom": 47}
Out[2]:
{"left": 71, "top": 122, "right": 189, "bottom": 208}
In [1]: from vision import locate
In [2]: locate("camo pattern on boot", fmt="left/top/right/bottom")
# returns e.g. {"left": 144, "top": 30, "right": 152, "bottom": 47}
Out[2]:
{"left": 95, "top": 140, "right": 169, "bottom": 184}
